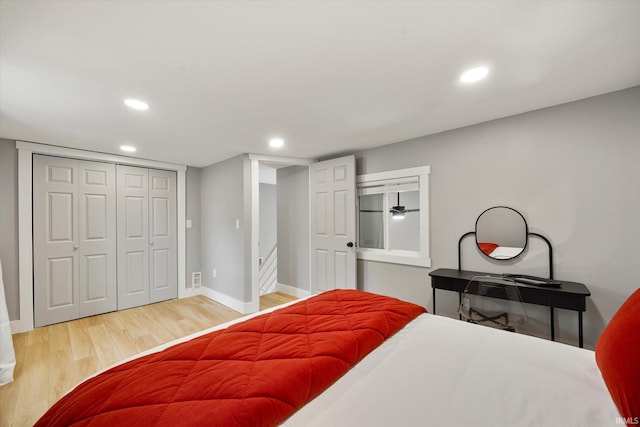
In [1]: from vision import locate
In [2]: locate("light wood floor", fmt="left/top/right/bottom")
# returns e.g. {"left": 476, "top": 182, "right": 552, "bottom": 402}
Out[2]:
{"left": 0, "top": 292, "right": 297, "bottom": 427}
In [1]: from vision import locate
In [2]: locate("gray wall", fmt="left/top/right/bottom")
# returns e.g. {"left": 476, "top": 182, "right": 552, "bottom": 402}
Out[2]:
{"left": 200, "top": 154, "right": 248, "bottom": 301}
{"left": 277, "top": 166, "right": 310, "bottom": 291}
{"left": 0, "top": 139, "right": 19, "bottom": 320}
{"left": 259, "top": 183, "right": 277, "bottom": 259}
{"left": 354, "top": 86, "right": 640, "bottom": 349}
{"left": 185, "top": 166, "right": 202, "bottom": 288}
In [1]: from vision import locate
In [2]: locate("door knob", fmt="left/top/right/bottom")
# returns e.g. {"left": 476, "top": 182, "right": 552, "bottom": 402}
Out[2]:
{"left": 346, "top": 241, "right": 354, "bottom": 248}
{"left": 150, "top": 241, "right": 154, "bottom": 246}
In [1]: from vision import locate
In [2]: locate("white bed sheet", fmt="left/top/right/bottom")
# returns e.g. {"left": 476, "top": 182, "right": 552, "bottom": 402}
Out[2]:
{"left": 489, "top": 246, "right": 523, "bottom": 259}
{"left": 284, "top": 313, "right": 618, "bottom": 427}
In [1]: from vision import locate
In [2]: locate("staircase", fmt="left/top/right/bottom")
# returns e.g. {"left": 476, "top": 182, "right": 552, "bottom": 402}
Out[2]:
{"left": 259, "top": 245, "right": 277, "bottom": 295}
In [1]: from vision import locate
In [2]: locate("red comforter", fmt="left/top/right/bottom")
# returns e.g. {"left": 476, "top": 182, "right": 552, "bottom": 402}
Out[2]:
{"left": 36, "top": 289, "right": 426, "bottom": 426}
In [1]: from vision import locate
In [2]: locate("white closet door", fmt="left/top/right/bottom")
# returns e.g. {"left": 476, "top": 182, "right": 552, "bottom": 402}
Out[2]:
{"left": 78, "top": 161, "right": 117, "bottom": 317}
{"left": 117, "top": 165, "right": 150, "bottom": 310}
{"left": 148, "top": 169, "right": 177, "bottom": 303}
{"left": 33, "top": 155, "right": 79, "bottom": 327}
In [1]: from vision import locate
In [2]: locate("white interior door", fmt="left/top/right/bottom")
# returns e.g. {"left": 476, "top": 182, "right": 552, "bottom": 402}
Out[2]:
{"left": 117, "top": 165, "right": 150, "bottom": 310}
{"left": 309, "top": 155, "right": 356, "bottom": 293}
{"left": 33, "top": 155, "right": 79, "bottom": 327}
{"left": 78, "top": 160, "right": 117, "bottom": 317}
{"left": 148, "top": 169, "right": 177, "bottom": 303}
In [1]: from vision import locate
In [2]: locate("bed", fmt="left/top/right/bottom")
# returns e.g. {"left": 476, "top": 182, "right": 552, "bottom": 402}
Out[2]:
{"left": 477, "top": 242, "right": 524, "bottom": 259}
{"left": 36, "top": 288, "right": 639, "bottom": 426}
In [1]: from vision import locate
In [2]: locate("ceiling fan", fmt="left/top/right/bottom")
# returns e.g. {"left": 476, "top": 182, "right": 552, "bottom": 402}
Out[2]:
{"left": 390, "top": 192, "right": 419, "bottom": 219}
{"left": 359, "top": 192, "right": 420, "bottom": 218}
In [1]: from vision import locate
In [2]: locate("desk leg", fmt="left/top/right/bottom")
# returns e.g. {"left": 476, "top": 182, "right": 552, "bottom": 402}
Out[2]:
{"left": 579, "top": 311, "right": 584, "bottom": 348}
{"left": 458, "top": 292, "right": 462, "bottom": 320}
{"left": 550, "top": 307, "right": 555, "bottom": 341}
{"left": 432, "top": 288, "right": 436, "bottom": 314}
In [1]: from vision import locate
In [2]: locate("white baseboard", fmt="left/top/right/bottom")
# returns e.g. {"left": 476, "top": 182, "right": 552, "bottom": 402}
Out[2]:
{"left": 178, "top": 286, "right": 200, "bottom": 299}
{"left": 10, "top": 318, "right": 32, "bottom": 334}
{"left": 276, "top": 283, "right": 311, "bottom": 298}
{"left": 13, "top": 285, "right": 287, "bottom": 335}
{"left": 199, "top": 286, "right": 257, "bottom": 314}
{"left": 11, "top": 287, "right": 200, "bottom": 335}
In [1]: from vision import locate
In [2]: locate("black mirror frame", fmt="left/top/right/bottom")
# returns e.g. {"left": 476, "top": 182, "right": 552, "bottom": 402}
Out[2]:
{"left": 457, "top": 207, "right": 554, "bottom": 279}
{"left": 474, "top": 206, "right": 528, "bottom": 261}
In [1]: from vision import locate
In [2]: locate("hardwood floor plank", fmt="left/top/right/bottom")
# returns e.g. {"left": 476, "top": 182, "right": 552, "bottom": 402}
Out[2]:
{"left": 25, "top": 326, "right": 48, "bottom": 347}
{"left": 99, "top": 310, "right": 127, "bottom": 333}
{"left": 48, "top": 349, "right": 76, "bottom": 405}
{"left": 87, "top": 324, "right": 123, "bottom": 370}
{"left": 106, "top": 328, "right": 140, "bottom": 361}
{"left": 13, "top": 340, "right": 48, "bottom": 426}
{"left": 129, "top": 307, "right": 177, "bottom": 344}
{"left": 47, "top": 325, "right": 74, "bottom": 403}
{"left": 0, "top": 332, "right": 28, "bottom": 426}
{"left": 112, "top": 308, "right": 148, "bottom": 339}
{"left": 47, "top": 323, "right": 70, "bottom": 354}
{"left": 67, "top": 356, "right": 100, "bottom": 392}
{"left": 11, "top": 400, "right": 48, "bottom": 427}
{"left": 145, "top": 303, "right": 186, "bottom": 340}
{"left": 0, "top": 293, "right": 297, "bottom": 426}
{"left": 133, "top": 333, "right": 163, "bottom": 354}
{"left": 67, "top": 318, "right": 96, "bottom": 361}
{"left": 260, "top": 292, "right": 297, "bottom": 310}
{"left": 0, "top": 375, "right": 19, "bottom": 426}
{"left": 176, "top": 317, "right": 204, "bottom": 336}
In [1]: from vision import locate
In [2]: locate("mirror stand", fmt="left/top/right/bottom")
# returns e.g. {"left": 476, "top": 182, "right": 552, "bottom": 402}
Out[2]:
{"left": 458, "top": 231, "right": 554, "bottom": 279}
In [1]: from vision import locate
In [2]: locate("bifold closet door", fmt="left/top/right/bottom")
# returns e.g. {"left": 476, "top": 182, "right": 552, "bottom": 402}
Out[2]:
{"left": 33, "top": 155, "right": 116, "bottom": 327}
{"left": 148, "top": 169, "right": 177, "bottom": 304}
{"left": 117, "top": 166, "right": 150, "bottom": 310}
{"left": 117, "top": 166, "right": 177, "bottom": 310}
{"left": 77, "top": 160, "right": 117, "bottom": 318}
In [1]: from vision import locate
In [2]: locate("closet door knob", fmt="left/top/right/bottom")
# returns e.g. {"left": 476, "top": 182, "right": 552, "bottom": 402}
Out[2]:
{"left": 73, "top": 244, "right": 79, "bottom": 250}
{"left": 150, "top": 241, "right": 154, "bottom": 246}
{"left": 346, "top": 241, "right": 354, "bottom": 248}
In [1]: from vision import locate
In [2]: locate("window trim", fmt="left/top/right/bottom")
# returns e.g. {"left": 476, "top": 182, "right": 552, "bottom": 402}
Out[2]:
{"left": 356, "top": 166, "right": 431, "bottom": 267}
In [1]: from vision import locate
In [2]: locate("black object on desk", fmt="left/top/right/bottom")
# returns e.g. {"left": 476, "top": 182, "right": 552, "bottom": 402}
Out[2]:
{"left": 429, "top": 268, "right": 591, "bottom": 348}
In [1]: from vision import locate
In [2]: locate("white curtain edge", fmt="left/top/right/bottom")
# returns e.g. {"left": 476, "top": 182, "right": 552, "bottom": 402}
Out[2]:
{"left": 0, "top": 258, "right": 16, "bottom": 386}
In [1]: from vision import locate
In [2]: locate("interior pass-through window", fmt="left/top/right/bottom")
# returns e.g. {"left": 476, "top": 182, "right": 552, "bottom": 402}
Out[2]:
{"left": 356, "top": 166, "right": 430, "bottom": 267}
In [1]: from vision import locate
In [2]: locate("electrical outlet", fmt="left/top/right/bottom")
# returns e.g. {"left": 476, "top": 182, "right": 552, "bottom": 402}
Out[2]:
{"left": 213, "top": 268, "right": 217, "bottom": 278}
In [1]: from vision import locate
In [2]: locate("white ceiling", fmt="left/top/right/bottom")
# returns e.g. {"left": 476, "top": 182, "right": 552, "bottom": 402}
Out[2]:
{"left": 1, "top": 1, "right": 639, "bottom": 168}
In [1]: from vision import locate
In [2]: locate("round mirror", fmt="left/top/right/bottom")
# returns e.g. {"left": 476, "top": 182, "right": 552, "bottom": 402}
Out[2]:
{"left": 475, "top": 206, "right": 528, "bottom": 260}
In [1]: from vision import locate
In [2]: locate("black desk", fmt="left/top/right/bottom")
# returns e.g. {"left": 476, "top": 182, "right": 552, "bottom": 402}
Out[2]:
{"left": 429, "top": 268, "right": 591, "bottom": 348}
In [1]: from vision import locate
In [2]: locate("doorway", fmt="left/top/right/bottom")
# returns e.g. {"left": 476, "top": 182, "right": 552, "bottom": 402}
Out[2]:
{"left": 249, "top": 155, "right": 312, "bottom": 309}
{"left": 258, "top": 164, "right": 278, "bottom": 295}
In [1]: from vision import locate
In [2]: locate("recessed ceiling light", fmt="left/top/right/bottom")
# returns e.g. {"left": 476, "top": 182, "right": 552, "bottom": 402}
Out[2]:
{"left": 269, "top": 138, "right": 284, "bottom": 148}
{"left": 120, "top": 145, "right": 137, "bottom": 153}
{"left": 124, "top": 99, "right": 149, "bottom": 110}
{"left": 460, "top": 66, "right": 489, "bottom": 83}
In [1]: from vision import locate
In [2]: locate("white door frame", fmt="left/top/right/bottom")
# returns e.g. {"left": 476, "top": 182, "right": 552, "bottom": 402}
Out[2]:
{"left": 13, "top": 141, "right": 188, "bottom": 333}
{"left": 247, "top": 154, "right": 313, "bottom": 313}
